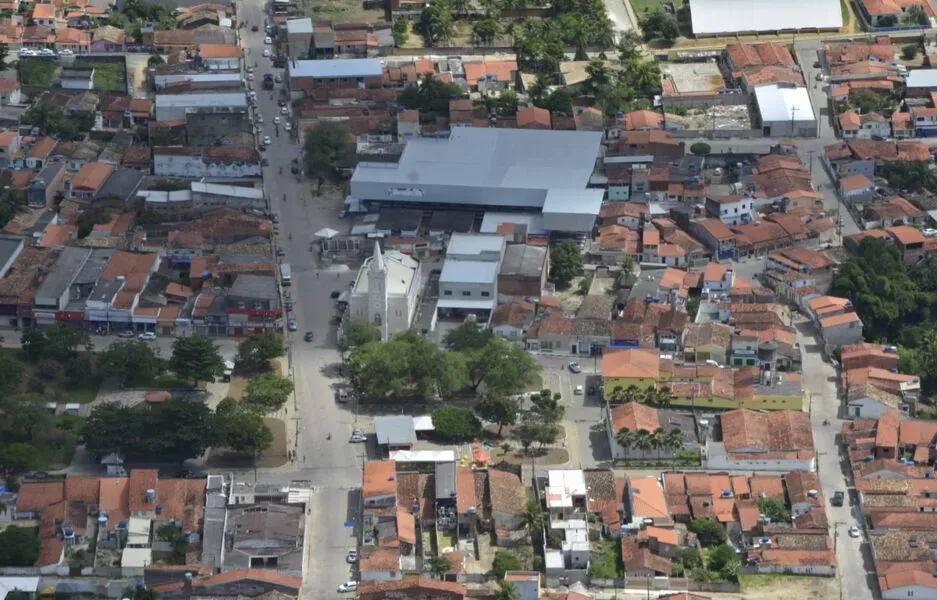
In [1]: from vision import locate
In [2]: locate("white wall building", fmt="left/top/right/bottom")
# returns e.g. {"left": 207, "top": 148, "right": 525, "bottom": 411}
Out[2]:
{"left": 437, "top": 234, "right": 505, "bottom": 326}
{"left": 153, "top": 147, "right": 262, "bottom": 178}
{"left": 689, "top": 0, "right": 842, "bottom": 36}
{"left": 349, "top": 241, "right": 422, "bottom": 340}
{"left": 754, "top": 85, "right": 817, "bottom": 138}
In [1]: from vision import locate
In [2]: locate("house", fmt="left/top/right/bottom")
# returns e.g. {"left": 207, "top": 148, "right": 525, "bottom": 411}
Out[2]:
{"left": 754, "top": 85, "right": 817, "bottom": 137}
{"left": 865, "top": 196, "right": 926, "bottom": 229}
{"left": 682, "top": 322, "right": 732, "bottom": 364}
{"left": 605, "top": 401, "right": 700, "bottom": 460}
{"left": 348, "top": 242, "right": 421, "bottom": 340}
{"left": 542, "top": 470, "right": 591, "bottom": 578}
{"left": 25, "top": 136, "right": 57, "bottom": 169}
{"left": 490, "top": 298, "right": 536, "bottom": 341}
{"left": 357, "top": 578, "right": 467, "bottom": 600}
{"left": 859, "top": 0, "right": 934, "bottom": 28}
{"left": 498, "top": 244, "right": 547, "bottom": 298}
{"left": 879, "top": 569, "right": 937, "bottom": 600}
{"left": 841, "top": 342, "right": 900, "bottom": 372}
{"left": 691, "top": 218, "right": 737, "bottom": 260}
{"left": 488, "top": 468, "right": 526, "bottom": 545}
{"left": 705, "top": 194, "right": 754, "bottom": 226}
{"left": 286, "top": 17, "right": 313, "bottom": 58}
{"left": 807, "top": 295, "right": 863, "bottom": 348}
{"left": 55, "top": 27, "right": 90, "bottom": 53}
{"left": 886, "top": 225, "right": 928, "bottom": 264}
{"left": 707, "top": 409, "right": 816, "bottom": 471}
{"left": 288, "top": 58, "right": 383, "bottom": 90}
{"left": 153, "top": 146, "right": 261, "bottom": 179}
{"left": 31, "top": 3, "right": 57, "bottom": 28}
{"left": 196, "top": 43, "right": 241, "bottom": 70}
{"left": 27, "top": 161, "right": 66, "bottom": 208}
{"left": 68, "top": 162, "right": 113, "bottom": 201}
{"left": 839, "top": 110, "right": 890, "bottom": 139}
{"left": 437, "top": 233, "right": 505, "bottom": 327}
{"left": 602, "top": 348, "right": 661, "bottom": 400}
{"left": 91, "top": 25, "right": 125, "bottom": 52}
{"left": 516, "top": 106, "right": 551, "bottom": 130}
{"left": 839, "top": 173, "right": 876, "bottom": 199}
{"left": 846, "top": 384, "right": 907, "bottom": 419}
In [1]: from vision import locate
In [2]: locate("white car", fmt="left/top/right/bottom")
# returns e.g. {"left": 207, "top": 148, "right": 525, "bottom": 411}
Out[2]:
{"left": 568, "top": 361, "right": 582, "bottom": 373}
{"left": 58, "top": 48, "right": 73, "bottom": 56}
{"left": 262, "top": 135, "right": 271, "bottom": 145}
{"left": 337, "top": 581, "right": 357, "bottom": 593}
{"left": 246, "top": 65, "right": 255, "bottom": 74}
{"left": 262, "top": 48, "right": 270, "bottom": 57}
{"left": 349, "top": 428, "right": 366, "bottom": 443}
{"left": 264, "top": 36, "right": 272, "bottom": 44}
{"left": 273, "top": 116, "right": 280, "bottom": 124}
{"left": 346, "top": 549, "right": 358, "bottom": 563}
{"left": 280, "top": 105, "right": 289, "bottom": 115}
{"left": 849, "top": 525, "right": 861, "bottom": 538}
{"left": 247, "top": 73, "right": 255, "bottom": 81}
{"left": 284, "top": 122, "right": 291, "bottom": 132}
{"left": 38, "top": 48, "right": 55, "bottom": 56}
{"left": 574, "top": 385, "right": 584, "bottom": 395}
{"left": 138, "top": 332, "right": 157, "bottom": 341}
{"left": 255, "top": 114, "right": 264, "bottom": 123}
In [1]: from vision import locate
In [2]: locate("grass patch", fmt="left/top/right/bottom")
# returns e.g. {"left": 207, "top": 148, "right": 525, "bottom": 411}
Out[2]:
{"left": 630, "top": 0, "right": 684, "bottom": 22}
{"left": 588, "top": 540, "right": 621, "bottom": 579}
{"left": 740, "top": 573, "right": 814, "bottom": 590}
{"left": 74, "top": 60, "right": 127, "bottom": 93}
{"left": 17, "top": 59, "right": 58, "bottom": 87}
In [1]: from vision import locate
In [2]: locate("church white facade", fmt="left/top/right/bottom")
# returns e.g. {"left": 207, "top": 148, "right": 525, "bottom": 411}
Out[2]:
{"left": 349, "top": 241, "right": 422, "bottom": 340}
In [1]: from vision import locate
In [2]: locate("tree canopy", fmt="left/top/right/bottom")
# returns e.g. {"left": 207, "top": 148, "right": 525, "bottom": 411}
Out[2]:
{"left": 169, "top": 335, "right": 224, "bottom": 386}
{"left": 236, "top": 332, "right": 283, "bottom": 373}
{"left": 98, "top": 340, "right": 165, "bottom": 386}
{"left": 688, "top": 517, "right": 726, "bottom": 547}
{"left": 641, "top": 9, "right": 679, "bottom": 44}
{"left": 549, "top": 241, "right": 584, "bottom": 288}
{"left": 431, "top": 406, "right": 482, "bottom": 441}
{"left": 302, "top": 121, "right": 352, "bottom": 181}
{"left": 245, "top": 374, "right": 294, "bottom": 412}
{"left": 0, "top": 526, "right": 39, "bottom": 566}
{"left": 398, "top": 73, "right": 465, "bottom": 118}
{"left": 491, "top": 551, "right": 523, "bottom": 578}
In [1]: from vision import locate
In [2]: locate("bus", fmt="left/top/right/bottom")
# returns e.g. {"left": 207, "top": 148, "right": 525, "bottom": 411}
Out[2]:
{"left": 280, "top": 263, "right": 292, "bottom": 286}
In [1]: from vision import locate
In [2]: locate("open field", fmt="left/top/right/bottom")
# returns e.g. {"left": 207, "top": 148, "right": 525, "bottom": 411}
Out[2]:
{"left": 737, "top": 574, "right": 839, "bottom": 600}
{"left": 298, "top": 0, "right": 385, "bottom": 24}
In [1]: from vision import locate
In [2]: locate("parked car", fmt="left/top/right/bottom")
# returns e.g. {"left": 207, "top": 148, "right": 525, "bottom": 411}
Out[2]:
{"left": 284, "top": 122, "right": 291, "bottom": 132}
{"left": 568, "top": 361, "right": 582, "bottom": 373}
{"left": 285, "top": 302, "right": 293, "bottom": 311}
{"left": 251, "top": 24, "right": 259, "bottom": 31}
{"left": 346, "top": 549, "right": 358, "bottom": 563}
{"left": 274, "top": 74, "right": 282, "bottom": 83}
{"left": 574, "top": 385, "right": 584, "bottom": 395}
{"left": 118, "top": 330, "right": 135, "bottom": 338}
{"left": 288, "top": 319, "right": 298, "bottom": 331}
{"left": 262, "top": 48, "right": 271, "bottom": 57}
{"left": 278, "top": 98, "right": 287, "bottom": 107}
{"left": 330, "top": 290, "right": 342, "bottom": 299}
{"left": 273, "top": 116, "right": 280, "bottom": 124}
{"left": 849, "top": 524, "right": 861, "bottom": 538}
{"left": 337, "top": 581, "right": 357, "bottom": 593}
{"left": 276, "top": 248, "right": 285, "bottom": 256}
{"left": 831, "top": 491, "right": 845, "bottom": 507}
{"left": 138, "top": 332, "right": 156, "bottom": 341}
{"left": 349, "top": 428, "right": 366, "bottom": 443}
{"left": 264, "top": 36, "right": 272, "bottom": 44}
{"left": 262, "top": 136, "right": 271, "bottom": 146}
{"left": 280, "top": 105, "right": 289, "bottom": 115}
{"left": 304, "top": 331, "right": 314, "bottom": 342}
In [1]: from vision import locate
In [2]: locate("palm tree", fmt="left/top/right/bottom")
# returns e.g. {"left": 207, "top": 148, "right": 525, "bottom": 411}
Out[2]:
{"left": 651, "top": 427, "right": 667, "bottom": 461}
{"left": 527, "top": 73, "right": 551, "bottom": 104}
{"left": 583, "top": 60, "right": 612, "bottom": 98}
{"left": 610, "top": 384, "right": 641, "bottom": 405}
{"left": 666, "top": 428, "right": 684, "bottom": 457}
{"left": 616, "top": 427, "right": 634, "bottom": 456}
{"left": 495, "top": 580, "right": 521, "bottom": 600}
{"left": 634, "top": 428, "right": 653, "bottom": 458}
{"left": 521, "top": 499, "right": 544, "bottom": 534}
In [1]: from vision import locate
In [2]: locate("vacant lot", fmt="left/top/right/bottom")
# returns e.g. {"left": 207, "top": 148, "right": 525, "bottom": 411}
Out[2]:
{"left": 737, "top": 574, "right": 839, "bottom": 600}
{"left": 74, "top": 60, "right": 127, "bottom": 93}
{"left": 298, "top": 0, "right": 384, "bottom": 24}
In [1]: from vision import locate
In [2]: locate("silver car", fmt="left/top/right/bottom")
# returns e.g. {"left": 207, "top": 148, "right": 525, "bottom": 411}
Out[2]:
{"left": 287, "top": 319, "right": 298, "bottom": 331}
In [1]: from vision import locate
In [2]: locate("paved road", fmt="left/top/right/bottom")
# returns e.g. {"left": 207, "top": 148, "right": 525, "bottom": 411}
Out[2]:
{"left": 237, "top": 3, "right": 363, "bottom": 596}
{"left": 796, "top": 318, "right": 876, "bottom": 600}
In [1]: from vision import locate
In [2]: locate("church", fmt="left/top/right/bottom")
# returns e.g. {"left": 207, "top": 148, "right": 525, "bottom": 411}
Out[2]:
{"left": 348, "top": 241, "right": 422, "bottom": 340}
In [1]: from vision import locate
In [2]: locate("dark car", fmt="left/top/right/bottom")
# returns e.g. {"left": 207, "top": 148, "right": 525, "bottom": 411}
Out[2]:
{"left": 251, "top": 24, "right": 259, "bottom": 31}
{"left": 290, "top": 164, "right": 300, "bottom": 174}
{"left": 330, "top": 290, "right": 342, "bottom": 299}
{"left": 304, "top": 331, "right": 314, "bottom": 342}
{"left": 279, "top": 99, "right": 287, "bottom": 107}
{"left": 285, "top": 302, "right": 293, "bottom": 311}
{"left": 831, "top": 491, "right": 845, "bottom": 507}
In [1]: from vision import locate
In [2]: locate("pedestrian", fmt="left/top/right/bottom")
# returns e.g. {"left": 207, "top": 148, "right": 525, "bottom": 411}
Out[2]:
{"left": 316, "top": 272, "right": 319, "bottom": 279}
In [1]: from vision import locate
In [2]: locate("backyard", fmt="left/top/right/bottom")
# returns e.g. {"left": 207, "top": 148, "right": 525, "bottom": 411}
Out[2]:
{"left": 73, "top": 60, "right": 128, "bottom": 93}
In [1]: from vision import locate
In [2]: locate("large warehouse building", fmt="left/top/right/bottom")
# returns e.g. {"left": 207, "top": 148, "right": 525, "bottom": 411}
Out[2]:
{"left": 689, "top": 0, "right": 842, "bottom": 36}
{"left": 349, "top": 128, "right": 605, "bottom": 233}
{"left": 753, "top": 84, "right": 817, "bottom": 138}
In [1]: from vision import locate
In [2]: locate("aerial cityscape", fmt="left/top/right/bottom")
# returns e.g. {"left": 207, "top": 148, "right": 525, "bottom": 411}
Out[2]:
{"left": 0, "top": 0, "right": 936, "bottom": 598}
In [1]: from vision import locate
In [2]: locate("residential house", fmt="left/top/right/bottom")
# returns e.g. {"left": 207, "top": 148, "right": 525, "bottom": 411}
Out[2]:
{"left": 605, "top": 401, "right": 700, "bottom": 460}
{"left": 682, "top": 322, "right": 732, "bottom": 364}
{"left": 839, "top": 110, "right": 890, "bottom": 139}
{"left": 91, "top": 26, "right": 125, "bottom": 52}
{"left": 839, "top": 173, "right": 876, "bottom": 200}
{"left": 807, "top": 295, "right": 864, "bottom": 348}
{"left": 55, "top": 27, "right": 90, "bottom": 53}
{"left": 152, "top": 146, "right": 261, "bottom": 179}
{"left": 691, "top": 219, "right": 737, "bottom": 260}
{"left": 488, "top": 468, "right": 526, "bottom": 546}
{"left": 25, "top": 136, "right": 57, "bottom": 169}
{"left": 68, "top": 162, "right": 113, "bottom": 201}
{"left": 705, "top": 194, "right": 754, "bottom": 226}
{"left": 602, "top": 348, "right": 662, "bottom": 400}
{"left": 498, "top": 244, "right": 547, "bottom": 298}
{"left": 864, "top": 196, "right": 926, "bottom": 229}
{"left": 707, "top": 409, "right": 816, "bottom": 471}
{"left": 886, "top": 225, "right": 928, "bottom": 264}
{"left": 858, "top": 0, "right": 935, "bottom": 28}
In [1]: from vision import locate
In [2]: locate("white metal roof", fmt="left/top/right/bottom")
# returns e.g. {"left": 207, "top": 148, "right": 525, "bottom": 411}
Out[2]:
{"left": 289, "top": 58, "right": 383, "bottom": 79}
{"left": 440, "top": 259, "right": 499, "bottom": 284}
{"left": 689, "top": 0, "right": 842, "bottom": 35}
{"left": 480, "top": 212, "right": 546, "bottom": 234}
{"left": 906, "top": 69, "right": 937, "bottom": 88}
{"left": 447, "top": 233, "right": 504, "bottom": 257}
{"left": 154, "top": 93, "right": 247, "bottom": 108}
{"left": 0, "top": 577, "right": 40, "bottom": 598}
{"left": 754, "top": 85, "right": 816, "bottom": 123}
{"left": 191, "top": 181, "right": 264, "bottom": 199}
{"left": 436, "top": 298, "right": 496, "bottom": 310}
{"left": 286, "top": 17, "right": 313, "bottom": 34}
{"left": 389, "top": 450, "right": 455, "bottom": 462}
{"left": 542, "top": 188, "right": 604, "bottom": 215}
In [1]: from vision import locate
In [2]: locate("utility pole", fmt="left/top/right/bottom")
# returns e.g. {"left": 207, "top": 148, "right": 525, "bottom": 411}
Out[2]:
{"left": 808, "top": 149, "right": 815, "bottom": 179}
{"left": 790, "top": 104, "right": 800, "bottom": 138}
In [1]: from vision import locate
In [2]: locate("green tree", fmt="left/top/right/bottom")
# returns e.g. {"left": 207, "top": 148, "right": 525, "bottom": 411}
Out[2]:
{"left": 170, "top": 335, "right": 224, "bottom": 386}
{"left": 616, "top": 427, "right": 635, "bottom": 455}
{"left": 1, "top": 395, "right": 53, "bottom": 443}
{"left": 337, "top": 318, "right": 381, "bottom": 359}
{"left": 707, "top": 543, "right": 740, "bottom": 582}
{"left": 245, "top": 374, "right": 294, "bottom": 412}
{"left": 689, "top": 517, "right": 727, "bottom": 547}
{"left": 392, "top": 19, "right": 409, "bottom": 46}
{"left": 473, "top": 18, "right": 499, "bottom": 45}
{"left": 0, "top": 350, "right": 22, "bottom": 392}
{"left": 849, "top": 87, "right": 897, "bottom": 116}
{"left": 582, "top": 60, "right": 612, "bottom": 98}
{"left": 427, "top": 555, "right": 452, "bottom": 578}
{"left": 236, "top": 331, "right": 284, "bottom": 373}
{"left": 690, "top": 142, "right": 711, "bottom": 156}
{"left": 902, "top": 43, "right": 920, "bottom": 60}
{"left": 303, "top": 121, "right": 352, "bottom": 181}
{"left": 521, "top": 499, "right": 544, "bottom": 532}
{"left": 494, "top": 580, "right": 520, "bottom": 600}
{"left": 0, "top": 526, "right": 40, "bottom": 566}
{"left": 156, "top": 522, "right": 187, "bottom": 565}
{"left": 147, "top": 54, "right": 165, "bottom": 66}
{"left": 616, "top": 29, "right": 643, "bottom": 62}
{"left": 0, "top": 188, "right": 26, "bottom": 229}
{"left": 462, "top": 336, "right": 540, "bottom": 394}
{"left": 39, "top": 324, "right": 92, "bottom": 361}
{"left": 122, "top": 587, "right": 159, "bottom": 600}
{"left": 491, "top": 551, "right": 522, "bottom": 578}
{"left": 221, "top": 407, "right": 273, "bottom": 457}
{"left": 539, "top": 87, "right": 573, "bottom": 113}
{"left": 443, "top": 321, "right": 492, "bottom": 351}
{"left": 641, "top": 9, "right": 679, "bottom": 44}
{"left": 416, "top": 0, "right": 454, "bottom": 46}
{"left": 430, "top": 406, "right": 482, "bottom": 441}
{"left": 757, "top": 498, "right": 791, "bottom": 523}
{"left": 903, "top": 4, "right": 929, "bottom": 25}
{"left": 79, "top": 402, "right": 132, "bottom": 458}
{"left": 1, "top": 442, "right": 41, "bottom": 474}
{"left": 0, "top": 43, "right": 8, "bottom": 72}
{"left": 98, "top": 340, "right": 165, "bottom": 386}
{"left": 879, "top": 160, "right": 936, "bottom": 192}
{"left": 475, "top": 394, "right": 520, "bottom": 436}
{"left": 549, "top": 241, "right": 584, "bottom": 288}
{"left": 399, "top": 72, "right": 465, "bottom": 117}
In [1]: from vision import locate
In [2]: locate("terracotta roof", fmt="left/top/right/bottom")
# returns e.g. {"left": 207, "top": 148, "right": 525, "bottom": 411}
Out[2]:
{"left": 695, "top": 218, "right": 735, "bottom": 241}
{"left": 516, "top": 105, "right": 551, "bottom": 128}
{"left": 820, "top": 312, "right": 861, "bottom": 328}
{"left": 603, "top": 348, "right": 660, "bottom": 379}
{"left": 198, "top": 43, "right": 240, "bottom": 58}
{"left": 490, "top": 298, "right": 535, "bottom": 329}
{"left": 71, "top": 162, "right": 113, "bottom": 192}
{"left": 463, "top": 59, "right": 517, "bottom": 85}
{"left": 357, "top": 577, "right": 466, "bottom": 596}
{"left": 455, "top": 466, "right": 476, "bottom": 514}
{"left": 488, "top": 468, "right": 525, "bottom": 514}
{"left": 629, "top": 476, "right": 669, "bottom": 520}
{"left": 363, "top": 460, "right": 397, "bottom": 498}
{"left": 128, "top": 468, "right": 159, "bottom": 512}
{"left": 196, "top": 569, "right": 302, "bottom": 590}
{"left": 721, "top": 409, "right": 815, "bottom": 459}
{"left": 624, "top": 109, "right": 663, "bottom": 130}
{"left": 610, "top": 401, "right": 660, "bottom": 433}
{"left": 27, "top": 136, "right": 56, "bottom": 159}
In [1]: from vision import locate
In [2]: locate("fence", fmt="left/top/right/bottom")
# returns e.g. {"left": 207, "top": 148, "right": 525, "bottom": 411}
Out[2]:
{"left": 591, "top": 577, "right": 741, "bottom": 593}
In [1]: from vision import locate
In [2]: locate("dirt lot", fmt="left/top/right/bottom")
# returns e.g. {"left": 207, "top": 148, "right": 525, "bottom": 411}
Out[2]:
{"left": 730, "top": 574, "right": 840, "bottom": 600}
{"left": 298, "top": 0, "right": 384, "bottom": 24}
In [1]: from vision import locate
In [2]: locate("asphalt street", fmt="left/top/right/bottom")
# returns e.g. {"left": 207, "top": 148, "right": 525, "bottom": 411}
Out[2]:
{"left": 236, "top": 3, "right": 364, "bottom": 596}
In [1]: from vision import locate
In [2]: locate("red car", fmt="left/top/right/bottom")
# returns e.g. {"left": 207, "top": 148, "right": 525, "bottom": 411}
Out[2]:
{"left": 251, "top": 25, "right": 259, "bottom": 31}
